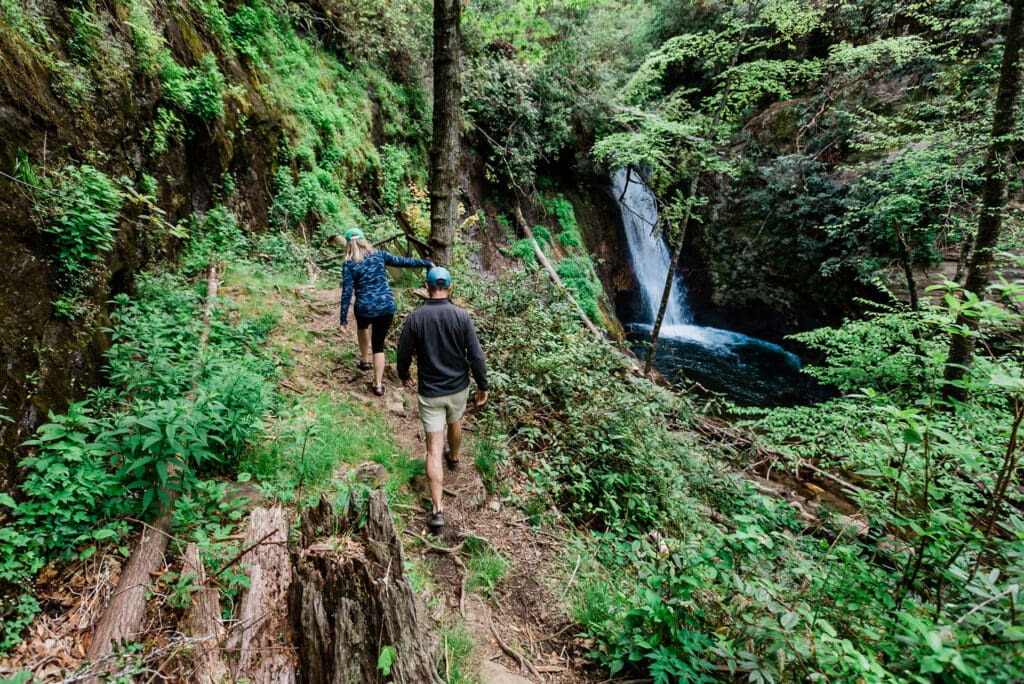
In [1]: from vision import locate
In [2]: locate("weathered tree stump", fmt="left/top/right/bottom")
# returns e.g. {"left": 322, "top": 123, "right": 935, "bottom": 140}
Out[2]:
{"left": 292, "top": 490, "right": 443, "bottom": 684}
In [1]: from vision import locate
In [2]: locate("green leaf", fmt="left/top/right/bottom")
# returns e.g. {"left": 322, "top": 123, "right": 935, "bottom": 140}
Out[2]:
{"left": 377, "top": 645, "right": 396, "bottom": 676}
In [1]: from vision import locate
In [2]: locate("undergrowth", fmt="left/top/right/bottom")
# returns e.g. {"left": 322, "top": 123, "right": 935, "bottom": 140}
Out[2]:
{"left": 467, "top": 270, "right": 1024, "bottom": 683}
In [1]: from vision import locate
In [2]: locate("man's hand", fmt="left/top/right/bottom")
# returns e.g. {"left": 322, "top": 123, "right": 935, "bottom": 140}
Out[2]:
{"left": 403, "top": 378, "right": 415, "bottom": 391}
{"left": 474, "top": 390, "right": 488, "bottom": 407}
{"left": 340, "top": 324, "right": 349, "bottom": 334}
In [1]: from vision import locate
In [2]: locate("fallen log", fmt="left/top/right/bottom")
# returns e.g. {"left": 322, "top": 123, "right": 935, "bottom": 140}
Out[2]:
{"left": 291, "top": 490, "right": 444, "bottom": 684}
{"left": 231, "top": 506, "right": 295, "bottom": 682}
{"left": 88, "top": 264, "right": 223, "bottom": 662}
{"left": 86, "top": 512, "right": 173, "bottom": 660}
{"left": 515, "top": 205, "right": 602, "bottom": 341}
{"left": 181, "top": 542, "right": 229, "bottom": 684}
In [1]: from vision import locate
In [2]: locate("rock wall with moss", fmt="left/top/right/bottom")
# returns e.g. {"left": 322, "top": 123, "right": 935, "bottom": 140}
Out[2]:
{"left": 0, "top": 0, "right": 431, "bottom": 486}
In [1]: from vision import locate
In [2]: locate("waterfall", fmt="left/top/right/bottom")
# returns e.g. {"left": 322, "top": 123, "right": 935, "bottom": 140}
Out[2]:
{"left": 611, "top": 167, "right": 692, "bottom": 327}
{"left": 612, "top": 166, "right": 803, "bottom": 369}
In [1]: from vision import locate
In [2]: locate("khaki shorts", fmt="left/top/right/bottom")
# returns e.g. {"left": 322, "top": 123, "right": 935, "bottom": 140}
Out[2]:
{"left": 417, "top": 387, "right": 470, "bottom": 433}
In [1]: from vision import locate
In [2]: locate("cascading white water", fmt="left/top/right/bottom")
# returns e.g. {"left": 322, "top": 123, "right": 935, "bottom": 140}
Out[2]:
{"left": 610, "top": 167, "right": 691, "bottom": 327}
{"left": 612, "top": 166, "right": 802, "bottom": 366}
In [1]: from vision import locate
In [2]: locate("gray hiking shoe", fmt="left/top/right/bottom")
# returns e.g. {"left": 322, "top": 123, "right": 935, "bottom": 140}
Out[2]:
{"left": 427, "top": 510, "right": 445, "bottom": 531}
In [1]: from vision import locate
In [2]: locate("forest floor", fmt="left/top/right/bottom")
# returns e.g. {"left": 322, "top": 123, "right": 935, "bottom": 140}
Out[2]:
{"left": 0, "top": 275, "right": 605, "bottom": 683}
{"left": 280, "top": 283, "right": 602, "bottom": 683}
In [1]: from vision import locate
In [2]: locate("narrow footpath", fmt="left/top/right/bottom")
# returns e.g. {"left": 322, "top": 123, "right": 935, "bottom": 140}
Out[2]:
{"left": 301, "top": 285, "right": 601, "bottom": 684}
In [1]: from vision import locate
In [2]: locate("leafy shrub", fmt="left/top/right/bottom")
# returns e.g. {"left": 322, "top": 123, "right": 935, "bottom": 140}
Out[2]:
{"left": 159, "top": 50, "right": 227, "bottom": 122}
{"left": 180, "top": 204, "right": 248, "bottom": 275}
{"left": 464, "top": 54, "right": 575, "bottom": 184}
{"left": 468, "top": 271, "right": 696, "bottom": 531}
{"left": 44, "top": 164, "right": 123, "bottom": 276}
{"left": 17, "top": 404, "right": 129, "bottom": 554}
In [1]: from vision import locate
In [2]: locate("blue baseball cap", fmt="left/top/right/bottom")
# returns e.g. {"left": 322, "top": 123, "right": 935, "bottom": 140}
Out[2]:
{"left": 345, "top": 228, "right": 365, "bottom": 240}
{"left": 426, "top": 266, "right": 452, "bottom": 288}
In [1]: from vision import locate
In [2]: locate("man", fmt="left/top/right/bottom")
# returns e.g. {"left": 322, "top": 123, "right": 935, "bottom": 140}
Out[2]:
{"left": 397, "top": 266, "right": 488, "bottom": 531}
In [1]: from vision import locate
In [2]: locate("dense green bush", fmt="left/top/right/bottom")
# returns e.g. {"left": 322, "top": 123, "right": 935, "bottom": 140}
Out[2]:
{"left": 0, "top": 271, "right": 280, "bottom": 651}
{"left": 44, "top": 164, "right": 123, "bottom": 276}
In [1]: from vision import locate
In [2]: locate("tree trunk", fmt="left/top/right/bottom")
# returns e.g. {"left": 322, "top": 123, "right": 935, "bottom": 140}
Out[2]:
{"left": 86, "top": 512, "right": 173, "bottom": 661}
{"left": 291, "top": 491, "right": 444, "bottom": 684}
{"left": 943, "top": 0, "right": 1024, "bottom": 402}
{"left": 645, "top": 201, "right": 693, "bottom": 375}
{"left": 894, "top": 225, "right": 919, "bottom": 311}
{"left": 429, "top": 0, "right": 462, "bottom": 266}
{"left": 181, "top": 543, "right": 230, "bottom": 684}
{"left": 231, "top": 506, "right": 295, "bottom": 682}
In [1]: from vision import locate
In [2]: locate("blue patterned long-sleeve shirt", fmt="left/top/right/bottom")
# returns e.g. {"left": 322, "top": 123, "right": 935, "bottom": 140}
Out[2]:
{"left": 340, "top": 250, "right": 432, "bottom": 325}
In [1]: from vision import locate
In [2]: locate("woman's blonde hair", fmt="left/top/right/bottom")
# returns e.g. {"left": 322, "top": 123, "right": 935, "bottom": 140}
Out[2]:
{"left": 346, "top": 236, "right": 377, "bottom": 263}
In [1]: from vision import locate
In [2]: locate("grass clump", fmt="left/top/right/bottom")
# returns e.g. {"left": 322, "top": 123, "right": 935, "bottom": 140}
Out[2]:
{"left": 437, "top": 619, "right": 480, "bottom": 684}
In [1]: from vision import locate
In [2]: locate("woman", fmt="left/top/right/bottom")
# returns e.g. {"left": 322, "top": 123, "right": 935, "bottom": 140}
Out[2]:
{"left": 339, "top": 228, "right": 433, "bottom": 395}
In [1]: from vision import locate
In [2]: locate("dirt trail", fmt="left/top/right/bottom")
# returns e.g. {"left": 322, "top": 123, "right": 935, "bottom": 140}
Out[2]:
{"left": 303, "top": 286, "right": 601, "bottom": 684}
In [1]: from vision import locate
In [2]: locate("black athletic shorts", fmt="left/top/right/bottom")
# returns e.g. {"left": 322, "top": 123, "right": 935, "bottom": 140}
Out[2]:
{"left": 355, "top": 313, "right": 394, "bottom": 354}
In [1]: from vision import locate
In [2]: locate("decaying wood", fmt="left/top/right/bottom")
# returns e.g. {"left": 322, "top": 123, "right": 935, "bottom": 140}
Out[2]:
{"left": 231, "top": 506, "right": 295, "bottom": 682}
{"left": 292, "top": 490, "right": 444, "bottom": 684}
{"left": 86, "top": 512, "right": 173, "bottom": 661}
{"left": 181, "top": 543, "right": 229, "bottom": 684}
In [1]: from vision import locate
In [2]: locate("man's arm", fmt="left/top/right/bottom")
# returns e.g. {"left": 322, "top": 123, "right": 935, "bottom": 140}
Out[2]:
{"left": 396, "top": 316, "right": 416, "bottom": 382}
{"left": 463, "top": 314, "right": 488, "bottom": 392}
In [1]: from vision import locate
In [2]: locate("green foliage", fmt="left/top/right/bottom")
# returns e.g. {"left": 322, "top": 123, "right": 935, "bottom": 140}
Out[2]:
{"left": 436, "top": 619, "right": 479, "bottom": 684}
{"left": 17, "top": 404, "right": 129, "bottom": 555}
{"left": 464, "top": 538, "right": 508, "bottom": 598}
{"left": 243, "top": 394, "right": 422, "bottom": 505}
{"left": 43, "top": 164, "right": 123, "bottom": 276}
{"left": 180, "top": 204, "right": 247, "bottom": 275}
{"left": 464, "top": 54, "right": 575, "bottom": 185}
{"left": 159, "top": 50, "right": 227, "bottom": 122}
{"left": 468, "top": 271, "right": 698, "bottom": 531}
{"left": 556, "top": 255, "right": 601, "bottom": 322}
{"left": 545, "top": 194, "right": 583, "bottom": 247}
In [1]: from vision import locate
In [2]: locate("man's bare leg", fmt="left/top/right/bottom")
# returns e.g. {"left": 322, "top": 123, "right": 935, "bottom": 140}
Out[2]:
{"left": 446, "top": 420, "right": 462, "bottom": 464}
{"left": 426, "top": 430, "right": 445, "bottom": 513}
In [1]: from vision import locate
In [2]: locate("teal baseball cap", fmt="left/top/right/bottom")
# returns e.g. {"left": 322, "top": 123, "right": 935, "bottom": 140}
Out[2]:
{"left": 426, "top": 266, "right": 452, "bottom": 287}
{"left": 345, "top": 228, "right": 365, "bottom": 240}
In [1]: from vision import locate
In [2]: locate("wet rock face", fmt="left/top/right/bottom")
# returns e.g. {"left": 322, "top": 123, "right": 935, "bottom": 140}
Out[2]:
{"left": 0, "top": 2, "right": 281, "bottom": 487}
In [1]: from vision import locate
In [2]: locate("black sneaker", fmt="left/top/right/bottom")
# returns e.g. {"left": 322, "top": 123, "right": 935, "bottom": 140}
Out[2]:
{"left": 443, "top": 443, "right": 459, "bottom": 471}
{"left": 427, "top": 510, "right": 445, "bottom": 531}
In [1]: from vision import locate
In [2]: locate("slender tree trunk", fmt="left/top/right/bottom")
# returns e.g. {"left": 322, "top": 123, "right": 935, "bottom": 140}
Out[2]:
{"left": 429, "top": 0, "right": 461, "bottom": 266}
{"left": 943, "top": 0, "right": 1024, "bottom": 402}
{"left": 894, "top": 225, "right": 919, "bottom": 311}
{"left": 645, "top": 190, "right": 695, "bottom": 375}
